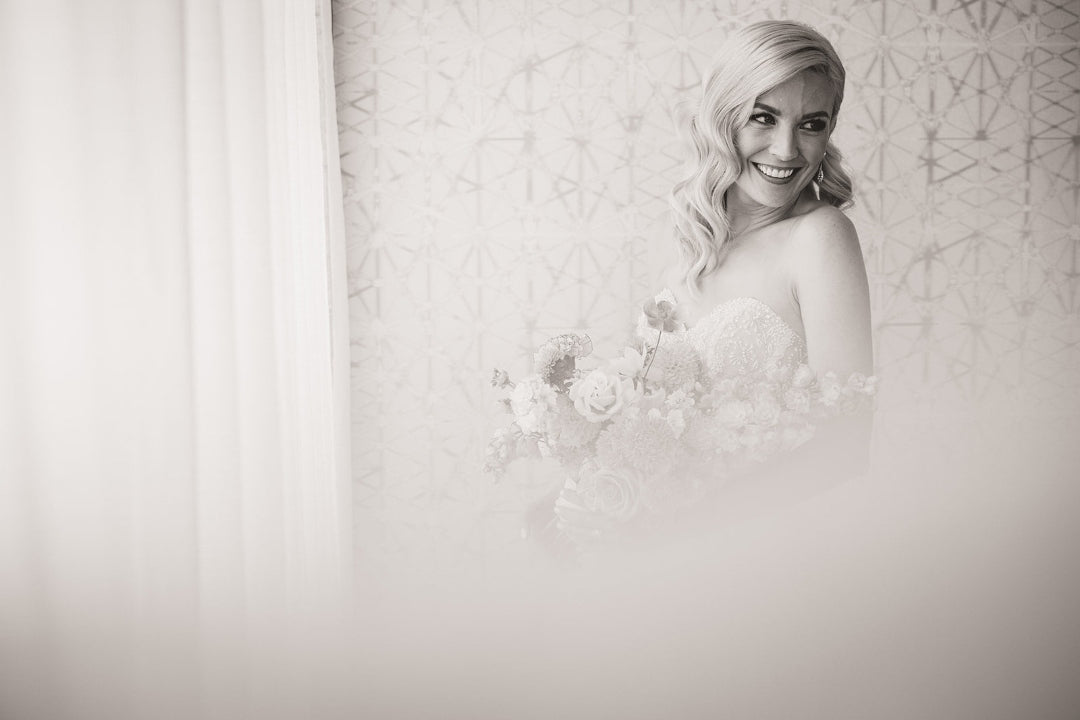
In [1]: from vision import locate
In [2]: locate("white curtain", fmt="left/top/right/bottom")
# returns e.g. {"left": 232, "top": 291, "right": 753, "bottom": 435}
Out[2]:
{"left": 0, "top": 2, "right": 350, "bottom": 718}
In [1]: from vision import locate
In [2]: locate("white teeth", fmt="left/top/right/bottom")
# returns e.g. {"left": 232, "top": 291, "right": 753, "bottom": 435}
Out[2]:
{"left": 755, "top": 164, "right": 796, "bottom": 179}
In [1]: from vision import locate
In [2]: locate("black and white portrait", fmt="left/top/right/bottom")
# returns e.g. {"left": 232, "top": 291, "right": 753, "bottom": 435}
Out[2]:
{"left": 3, "top": 1, "right": 1079, "bottom": 718}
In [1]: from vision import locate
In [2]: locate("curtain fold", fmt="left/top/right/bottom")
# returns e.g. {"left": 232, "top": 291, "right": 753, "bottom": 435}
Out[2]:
{"left": 0, "top": 2, "right": 350, "bottom": 718}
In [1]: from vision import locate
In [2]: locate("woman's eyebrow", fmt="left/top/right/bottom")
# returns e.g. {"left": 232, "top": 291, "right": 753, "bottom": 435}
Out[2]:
{"left": 753, "top": 102, "right": 831, "bottom": 120}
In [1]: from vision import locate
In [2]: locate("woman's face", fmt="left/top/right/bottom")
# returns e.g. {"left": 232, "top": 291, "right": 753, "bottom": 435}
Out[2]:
{"left": 729, "top": 69, "right": 835, "bottom": 210}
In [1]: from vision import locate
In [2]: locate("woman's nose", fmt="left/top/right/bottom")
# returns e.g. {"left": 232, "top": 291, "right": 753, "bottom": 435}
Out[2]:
{"left": 769, "top": 127, "right": 798, "bottom": 162}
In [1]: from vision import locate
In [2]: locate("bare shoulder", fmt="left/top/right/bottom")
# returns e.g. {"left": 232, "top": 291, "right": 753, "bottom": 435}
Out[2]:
{"left": 787, "top": 205, "right": 865, "bottom": 279}
{"left": 790, "top": 205, "right": 859, "bottom": 255}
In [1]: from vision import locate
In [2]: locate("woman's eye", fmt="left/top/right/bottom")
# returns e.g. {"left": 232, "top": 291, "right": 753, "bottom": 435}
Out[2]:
{"left": 801, "top": 119, "right": 828, "bottom": 132}
{"left": 750, "top": 113, "right": 774, "bottom": 125}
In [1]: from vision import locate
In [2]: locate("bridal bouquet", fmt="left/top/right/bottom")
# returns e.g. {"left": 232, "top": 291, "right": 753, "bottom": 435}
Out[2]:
{"left": 485, "top": 292, "right": 876, "bottom": 545}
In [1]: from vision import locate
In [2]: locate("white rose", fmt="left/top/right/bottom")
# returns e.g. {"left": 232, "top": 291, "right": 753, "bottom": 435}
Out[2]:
{"left": 575, "top": 463, "right": 642, "bottom": 523}
{"left": 569, "top": 368, "right": 637, "bottom": 423}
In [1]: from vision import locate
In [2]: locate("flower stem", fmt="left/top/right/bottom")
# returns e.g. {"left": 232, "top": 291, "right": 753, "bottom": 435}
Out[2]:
{"left": 642, "top": 329, "right": 662, "bottom": 383}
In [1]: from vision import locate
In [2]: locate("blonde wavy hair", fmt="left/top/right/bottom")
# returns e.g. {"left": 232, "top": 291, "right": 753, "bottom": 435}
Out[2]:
{"left": 670, "top": 21, "right": 853, "bottom": 292}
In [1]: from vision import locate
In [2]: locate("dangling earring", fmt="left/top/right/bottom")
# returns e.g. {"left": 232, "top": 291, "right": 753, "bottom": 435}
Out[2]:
{"left": 816, "top": 164, "right": 825, "bottom": 184}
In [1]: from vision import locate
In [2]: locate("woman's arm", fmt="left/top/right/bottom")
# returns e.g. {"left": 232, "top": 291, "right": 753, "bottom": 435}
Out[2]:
{"left": 786, "top": 206, "right": 875, "bottom": 477}
{"left": 790, "top": 205, "right": 874, "bottom": 378}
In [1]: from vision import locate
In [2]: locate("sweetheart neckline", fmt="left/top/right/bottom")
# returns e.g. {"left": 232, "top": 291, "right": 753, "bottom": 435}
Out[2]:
{"left": 669, "top": 293, "right": 806, "bottom": 347}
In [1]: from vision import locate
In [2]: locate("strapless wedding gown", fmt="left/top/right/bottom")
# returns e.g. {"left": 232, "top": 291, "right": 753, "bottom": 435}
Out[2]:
{"left": 552, "top": 290, "right": 875, "bottom": 549}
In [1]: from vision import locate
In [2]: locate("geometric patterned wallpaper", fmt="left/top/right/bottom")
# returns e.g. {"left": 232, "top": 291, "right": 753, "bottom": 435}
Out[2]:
{"left": 333, "top": 0, "right": 1079, "bottom": 571}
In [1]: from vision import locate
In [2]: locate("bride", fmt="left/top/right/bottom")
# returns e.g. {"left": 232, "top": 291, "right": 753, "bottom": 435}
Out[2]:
{"left": 547, "top": 20, "right": 876, "bottom": 544}
{"left": 662, "top": 19, "right": 874, "bottom": 513}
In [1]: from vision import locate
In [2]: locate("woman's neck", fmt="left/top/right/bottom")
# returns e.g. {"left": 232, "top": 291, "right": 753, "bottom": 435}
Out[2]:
{"left": 725, "top": 188, "right": 813, "bottom": 237}
{"left": 727, "top": 200, "right": 789, "bottom": 238}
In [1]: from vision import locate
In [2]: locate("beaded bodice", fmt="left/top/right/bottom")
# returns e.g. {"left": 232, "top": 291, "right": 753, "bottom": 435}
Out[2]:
{"left": 686, "top": 296, "right": 807, "bottom": 383}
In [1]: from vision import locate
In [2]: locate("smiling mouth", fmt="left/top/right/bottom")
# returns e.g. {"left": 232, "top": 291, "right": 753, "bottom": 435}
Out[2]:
{"left": 753, "top": 163, "right": 800, "bottom": 180}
